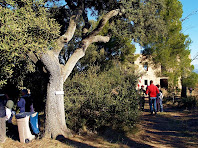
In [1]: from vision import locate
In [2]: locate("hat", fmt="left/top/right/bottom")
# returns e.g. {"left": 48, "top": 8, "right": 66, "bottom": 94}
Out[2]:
{"left": 21, "top": 89, "right": 28, "bottom": 94}
{"left": 6, "top": 100, "right": 14, "bottom": 109}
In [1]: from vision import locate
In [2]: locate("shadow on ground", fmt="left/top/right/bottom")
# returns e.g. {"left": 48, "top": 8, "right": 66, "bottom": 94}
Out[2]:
{"left": 6, "top": 124, "right": 19, "bottom": 141}
{"left": 140, "top": 105, "right": 198, "bottom": 148}
{"left": 98, "top": 127, "right": 153, "bottom": 148}
{"left": 56, "top": 135, "right": 97, "bottom": 148}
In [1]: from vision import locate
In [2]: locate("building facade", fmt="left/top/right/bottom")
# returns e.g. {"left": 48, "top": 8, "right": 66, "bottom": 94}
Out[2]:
{"left": 134, "top": 54, "right": 178, "bottom": 90}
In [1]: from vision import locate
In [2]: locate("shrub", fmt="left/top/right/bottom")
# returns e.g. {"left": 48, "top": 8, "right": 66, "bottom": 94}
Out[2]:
{"left": 64, "top": 65, "right": 139, "bottom": 132}
{"left": 181, "top": 96, "right": 198, "bottom": 110}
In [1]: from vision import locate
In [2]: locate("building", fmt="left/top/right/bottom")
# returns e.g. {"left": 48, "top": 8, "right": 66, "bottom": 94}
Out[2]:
{"left": 134, "top": 54, "right": 177, "bottom": 90}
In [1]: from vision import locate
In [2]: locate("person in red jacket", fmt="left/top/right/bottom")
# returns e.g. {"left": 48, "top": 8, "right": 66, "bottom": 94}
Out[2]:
{"left": 146, "top": 80, "right": 159, "bottom": 115}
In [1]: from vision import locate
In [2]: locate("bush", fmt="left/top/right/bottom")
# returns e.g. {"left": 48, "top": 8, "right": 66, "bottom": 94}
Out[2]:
{"left": 64, "top": 65, "right": 139, "bottom": 132}
{"left": 181, "top": 96, "right": 198, "bottom": 109}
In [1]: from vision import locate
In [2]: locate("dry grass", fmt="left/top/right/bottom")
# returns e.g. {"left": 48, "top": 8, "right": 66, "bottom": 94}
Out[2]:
{"left": 0, "top": 137, "right": 72, "bottom": 148}
{"left": 1, "top": 100, "right": 198, "bottom": 148}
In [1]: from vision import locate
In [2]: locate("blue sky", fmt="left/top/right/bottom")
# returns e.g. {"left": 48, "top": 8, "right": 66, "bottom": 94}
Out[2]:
{"left": 51, "top": 0, "right": 198, "bottom": 66}
{"left": 179, "top": 0, "right": 198, "bottom": 66}
{"left": 136, "top": 0, "right": 198, "bottom": 67}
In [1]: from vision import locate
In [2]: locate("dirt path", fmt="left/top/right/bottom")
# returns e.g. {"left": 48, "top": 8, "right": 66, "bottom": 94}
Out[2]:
{"left": 128, "top": 99, "right": 198, "bottom": 148}
{"left": 1, "top": 99, "right": 198, "bottom": 148}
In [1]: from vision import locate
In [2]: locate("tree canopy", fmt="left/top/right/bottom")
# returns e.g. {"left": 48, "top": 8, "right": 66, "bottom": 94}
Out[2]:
{"left": 0, "top": 0, "right": 172, "bottom": 138}
{"left": 0, "top": 0, "right": 60, "bottom": 87}
{"left": 0, "top": 0, "right": 168, "bottom": 88}
{"left": 142, "top": 0, "right": 192, "bottom": 87}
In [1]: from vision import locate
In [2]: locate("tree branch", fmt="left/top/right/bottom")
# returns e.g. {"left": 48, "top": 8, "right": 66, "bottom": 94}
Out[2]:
{"left": 61, "top": 9, "right": 120, "bottom": 82}
{"left": 82, "top": 10, "right": 91, "bottom": 38}
{"left": 61, "top": 47, "right": 85, "bottom": 81}
{"left": 65, "top": 0, "right": 77, "bottom": 10}
{"left": 91, "top": 35, "right": 110, "bottom": 43}
{"left": 27, "top": 52, "right": 39, "bottom": 65}
{"left": 87, "top": 9, "right": 120, "bottom": 38}
{"left": 192, "top": 52, "right": 198, "bottom": 62}
{"left": 55, "top": 15, "right": 78, "bottom": 51}
{"left": 181, "top": 9, "right": 198, "bottom": 22}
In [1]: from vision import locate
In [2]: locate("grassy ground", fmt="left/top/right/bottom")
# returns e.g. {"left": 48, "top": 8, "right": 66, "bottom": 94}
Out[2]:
{"left": 0, "top": 98, "right": 198, "bottom": 148}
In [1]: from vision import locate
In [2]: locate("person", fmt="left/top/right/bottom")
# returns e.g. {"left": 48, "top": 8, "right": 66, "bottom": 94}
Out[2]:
{"left": 25, "top": 89, "right": 34, "bottom": 112}
{"left": 138, "top": 85, "right": 146, "bottom": 111}
{"left": 0, "top": 94, "right": 7, "bottom": 143}
{"left": 146, "top": 80, "right": 159, "bottom": 115}
{"left": 17, "top": 89, "right": 27, "bottom": 113}
{"left": 156, "top": 85, "right": 163, "bottom": 112}
{"left": 5, "top": 100, "right": 14, "bottom": 123}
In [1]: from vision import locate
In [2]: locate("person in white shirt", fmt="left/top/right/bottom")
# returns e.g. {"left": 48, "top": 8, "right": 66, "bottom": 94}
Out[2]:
{"left": 5, "top": 100, "right": 14, "bottom": 123}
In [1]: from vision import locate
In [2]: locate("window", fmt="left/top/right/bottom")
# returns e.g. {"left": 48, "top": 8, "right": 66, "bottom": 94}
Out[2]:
{"left": 144, "top": 80, "right": 148, "bottom": 86}
{"left": 160, "top": 79, "right": 168, "bottom": 88}
{"left": 143, "top": 62, "right": 148, "bottom": 71}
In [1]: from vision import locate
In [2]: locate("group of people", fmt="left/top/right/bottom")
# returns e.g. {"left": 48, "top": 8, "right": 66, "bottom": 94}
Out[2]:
{"left": 0, "top": 89, "right": 34, "bottom": 143}
{"left": 138, "top": 80, "right": 163, "bottom": 115}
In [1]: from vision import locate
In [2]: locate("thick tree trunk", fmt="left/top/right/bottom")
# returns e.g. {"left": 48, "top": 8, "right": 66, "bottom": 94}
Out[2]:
{"left": 44, "top": 76, "right": 71, "bottom": 139}
{"left": 41, "top": 51, "right": 71, "bottom": 139}
{"left": 38, "top": 9, "right": 120, "bottom": 139}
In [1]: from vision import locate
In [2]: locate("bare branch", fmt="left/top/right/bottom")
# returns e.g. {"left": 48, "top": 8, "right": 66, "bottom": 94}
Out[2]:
{"left": 61, "top": 47, "right": 85, "bottom": 81}
{"left": 61, "top": 35, "right": 110, "bottom": 81}
{"left": 87, "top": 9, "right": 120, "bottom": 38}
{"left": 61, "top": 9, "right": 120, "bottom": 82}
{"left": 192, "top": 52, "right": 198, "bottom": 62}
{"left": 181, "top": 9, "right": 198, "bottom": 22}
{"left": 55, "top": 12, "right": 81, "bottom": 52}
{"left": 91, "top": 35, "right": 110, "bottom": 43}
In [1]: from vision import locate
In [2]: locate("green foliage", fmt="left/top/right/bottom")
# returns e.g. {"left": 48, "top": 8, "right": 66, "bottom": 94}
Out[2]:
{"left": 181, "top": 96, "right": 198, "bottom": 110}
{"left": 182, "top": 72, "right": 198, "bottom": 88}
{"left": 1, "top": 0, "right": 169, "bottom": 88}
{"left": 142, "top": 0, "right": 192, "bottom": 88}
{"left": 64, "top": 64, "right": 139, "bottom": 132}
{"left": 0, "top": 0, "right": 60, "bottom": 88}
{"left": 52, "top": 0, "right": 167, "bottom": 68}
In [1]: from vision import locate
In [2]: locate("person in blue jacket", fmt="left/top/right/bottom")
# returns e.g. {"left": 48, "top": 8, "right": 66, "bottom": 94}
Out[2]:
{"left": 17, "top": 89, "right": 27, "bottom": 113}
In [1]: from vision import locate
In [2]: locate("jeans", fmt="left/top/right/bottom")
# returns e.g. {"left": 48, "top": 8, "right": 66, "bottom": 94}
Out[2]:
{"left": 156, "top": 97, "right": 160, "bottom": 112}
{"left": 159, "top": 98, "right": 163, "bottom": 112}
{"left": 149, "top": 97, "right": 157, "bottom": 113}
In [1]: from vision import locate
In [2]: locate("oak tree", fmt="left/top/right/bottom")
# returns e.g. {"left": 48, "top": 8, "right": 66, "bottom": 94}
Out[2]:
{"left": 1, "top": 0, "right": 167, "bottom": 138}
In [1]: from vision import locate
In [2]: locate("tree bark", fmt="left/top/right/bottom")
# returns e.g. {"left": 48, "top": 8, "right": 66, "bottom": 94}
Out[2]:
{"left": 41, "top": 51, "right": 71, "bottom": 139}
{"left": 38, "top": 9, "right": 120, "bottom": 139}
{"left": 44, "top": 75, "right": 71, "bottom": 138}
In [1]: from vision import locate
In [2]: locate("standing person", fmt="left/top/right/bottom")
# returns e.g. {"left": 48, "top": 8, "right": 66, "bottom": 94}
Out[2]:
{"left": 17, "top": 89, "right": 27, "bottom": 113}
{"left": 156, "top": 85, "right": 163, "bottom": 112}
{"left": 0, "top": 94, "right": 7, "bottom": 143}
{"left": 138, "top": 85, "right": 146, "bottom": 111}
{"left": 25, "top": 89, "right": 34, "bottom": 112}
{"left": 146, "top": 80, "right": 159, "bottom": 115}
{"left": 5, "top": 100, "right": 14, "bottom": 123}
{"left": 156, "top": 84, "right": 160, "bottom": 112}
